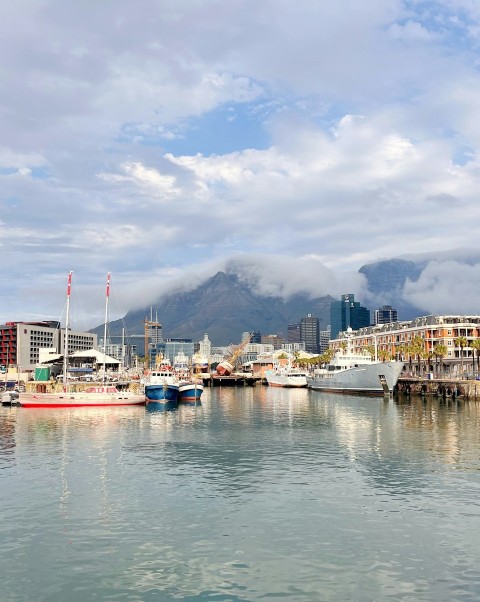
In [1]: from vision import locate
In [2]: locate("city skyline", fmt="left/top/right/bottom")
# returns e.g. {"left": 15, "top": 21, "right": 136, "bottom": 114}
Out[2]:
{"left": 2, "top": 2, "right": 480, "bottom": 326}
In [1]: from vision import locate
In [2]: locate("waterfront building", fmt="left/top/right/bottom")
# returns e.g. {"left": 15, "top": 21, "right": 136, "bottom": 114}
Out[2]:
{"left": 330, "top": 294, "right": 370, "bottom": 339}
{"left": 0, "top": 321, "right": 97, "bottom": 372}
{"left": 331, "top": 315, "right": 480, "bottom": 378}
{"left": 300, "top": 314, "right": 320, "bottom": 354}
{"left": 373, "top": 305, "right": 398, "bottom": 325}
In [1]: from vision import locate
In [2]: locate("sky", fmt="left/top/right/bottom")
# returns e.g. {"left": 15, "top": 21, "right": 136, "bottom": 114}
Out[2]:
{"left": 2, "top": 0, "right": 480, "bottom": 329}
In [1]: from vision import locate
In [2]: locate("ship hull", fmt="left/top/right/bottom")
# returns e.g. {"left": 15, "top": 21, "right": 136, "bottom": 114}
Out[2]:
{"left": 307, "top": 362, "right": 404, "bottom": 396}
{"left": 265, "top": 370, "right": 308, "bottom": 388}
{"left": 178, "top": 382, "right": 204, "bottom": 404}
{"left": 144, "top": 384, "right": 179, "bottom": 402}
{"left": 19, "top": 390, "right": 146, "bottom": 408}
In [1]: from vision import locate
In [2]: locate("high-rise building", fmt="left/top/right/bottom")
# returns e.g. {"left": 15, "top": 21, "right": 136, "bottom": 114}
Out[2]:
{"left": 261, "top": 334, "right": 285, "bottom": 350}
{"left": 198, "top": 333, "right": 212, "bottom": 358}
{"left": 287, "top": 323, "right": 301, "bottom": 343}
{"left": 330, "top": 294, "right": 370, "bottom": 339}
{"left": 319, "top": 326, "right": 331, "bottom": 353}
{"left": 373, "top": 305, "right": 398, "bottom": 325}
{"left": 300, "top": 314, "right": 320, "bottom": 354}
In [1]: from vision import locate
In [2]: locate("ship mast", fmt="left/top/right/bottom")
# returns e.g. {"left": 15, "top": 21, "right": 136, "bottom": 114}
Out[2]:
{"left": 63, "top": 271, "right": 73, "bottom": 392}
{"left": 103, "top": 273, "right": 110, "bottom": 385}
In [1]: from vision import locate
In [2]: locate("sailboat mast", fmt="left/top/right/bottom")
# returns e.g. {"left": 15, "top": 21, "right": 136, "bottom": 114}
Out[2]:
{"left": 63, "top": 271, "right": 73, "bottom": 391}
{"left": 103, "top": 273, "right": 110, "bottom": 384}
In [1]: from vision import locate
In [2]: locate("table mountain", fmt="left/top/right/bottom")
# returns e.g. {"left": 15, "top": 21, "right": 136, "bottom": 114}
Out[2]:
{"left": 100, "top": 271, "right": 334, "bottom": 346}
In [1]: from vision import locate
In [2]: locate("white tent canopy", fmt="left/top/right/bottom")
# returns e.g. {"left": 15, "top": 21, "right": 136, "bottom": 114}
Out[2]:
{"left": 70, "top": 349, "right": 120, "bottom": 365}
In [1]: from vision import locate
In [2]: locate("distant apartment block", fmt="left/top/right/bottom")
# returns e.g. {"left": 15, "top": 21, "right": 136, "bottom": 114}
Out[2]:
{"left": 261, "top": 334, "right": 285, "bottom": 350}
{"left": 319, "top": 327, "right": 331, "bottom": 353}
{"left": 373, "top": 305, "right": 398, "bottom": 325}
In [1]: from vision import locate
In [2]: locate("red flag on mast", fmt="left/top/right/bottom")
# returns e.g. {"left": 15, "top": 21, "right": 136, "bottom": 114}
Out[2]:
{"left": 106, "top": 273, "right": 111, "bottom": 298}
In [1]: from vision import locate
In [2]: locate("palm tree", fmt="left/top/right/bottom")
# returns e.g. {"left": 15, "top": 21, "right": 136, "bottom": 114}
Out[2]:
{"left": 420, "top": 350, "right": 434, "bottom": 377}
{"left": 410, "top": 336, "right": 425, "bottom": 376}
{"left": 378, "top": 349, "right": 391, "bottom": 362}
{"left": 324, "top": 348, "right": 334, "bottom": 363}
{"left": 292, "top": 350, "right": 300, "bottom": 367}
{"left": 394, "top": 343, "right": 405, "bottom": 362}
{"left": 470, "top": 339, "right": 480, "bottom": 379}
{"left": 454, "top": 336, "right": 468, "bottom": 378}
{"left": 433, "top": 344, "right": 448, "bottom": 378}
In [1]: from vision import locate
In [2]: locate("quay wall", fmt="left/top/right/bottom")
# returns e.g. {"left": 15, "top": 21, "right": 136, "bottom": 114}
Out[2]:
{"left": 397, "top": 377, "right": 480, "bottom": 399}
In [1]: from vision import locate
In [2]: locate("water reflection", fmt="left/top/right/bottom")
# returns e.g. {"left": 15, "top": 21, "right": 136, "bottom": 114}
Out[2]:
{"left": 0, "top": 409, "right": 17, "bottom": 469}
{"left": 2, "top": 391, "right": 480, "bottom": 600}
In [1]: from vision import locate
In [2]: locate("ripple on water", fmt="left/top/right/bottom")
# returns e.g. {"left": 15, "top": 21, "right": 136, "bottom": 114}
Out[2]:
{"left": 2, "top": 394, "right": 480, "bottom": 600}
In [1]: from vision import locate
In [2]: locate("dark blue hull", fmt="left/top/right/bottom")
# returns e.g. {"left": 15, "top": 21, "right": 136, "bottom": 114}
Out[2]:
{"left": 178, "top": 383, "right": 204, "bottom": 404}
{"left": 145, "top": 384, "right": 179, "bottom": 402}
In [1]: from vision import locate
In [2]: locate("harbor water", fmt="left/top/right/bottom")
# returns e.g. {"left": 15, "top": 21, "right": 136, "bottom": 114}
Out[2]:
{"left": 2, "top": 387, "right": 480, "bottom": 601}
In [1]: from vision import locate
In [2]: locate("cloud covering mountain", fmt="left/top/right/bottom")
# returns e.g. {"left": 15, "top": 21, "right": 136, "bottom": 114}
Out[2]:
{"left": 94, "top": 249, "right": 480, "bottom": 345}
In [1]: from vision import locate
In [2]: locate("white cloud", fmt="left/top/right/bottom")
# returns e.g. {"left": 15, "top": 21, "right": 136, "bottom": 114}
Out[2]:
{"left": 2, "top": 1, "right": 480, "bottom": 323}
{"left": 402, "top": 260, "right": 480, "bottom": 315}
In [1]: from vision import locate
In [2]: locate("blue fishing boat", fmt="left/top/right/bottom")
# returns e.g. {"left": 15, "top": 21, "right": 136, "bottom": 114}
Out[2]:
{"left": 144, "top": 368, "right": 179, "bottom": 410}
{"left": 178, "top": 380, "right": 204, "bottom": 404}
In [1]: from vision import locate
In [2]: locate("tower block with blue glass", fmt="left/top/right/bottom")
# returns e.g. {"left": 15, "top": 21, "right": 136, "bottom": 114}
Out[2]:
{"left": 330, "top": 294, "right": 370, "bottom": 339}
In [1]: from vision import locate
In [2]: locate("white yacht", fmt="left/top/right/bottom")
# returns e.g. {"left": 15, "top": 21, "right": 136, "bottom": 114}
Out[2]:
{"left": 307, "top": 330, "right": 404, "bottom": 396}
{"left": 265, "top": 363, "right": 308, "bottom": 388}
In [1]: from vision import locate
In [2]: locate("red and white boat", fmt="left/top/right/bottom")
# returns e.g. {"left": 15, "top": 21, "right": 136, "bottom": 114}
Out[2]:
{"left": 19, "top": 385, "right": 145, "bottom": 408}
{"left": 18, "top": 272, "right": 145, "bottom": 409}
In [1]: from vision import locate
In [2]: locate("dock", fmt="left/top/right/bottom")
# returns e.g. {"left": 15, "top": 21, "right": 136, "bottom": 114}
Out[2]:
{"left": 202, "top": 374, "right": 259, "bottom": 387}
{"left": 396, "top": 377, "right": 480, "bottom": 399}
